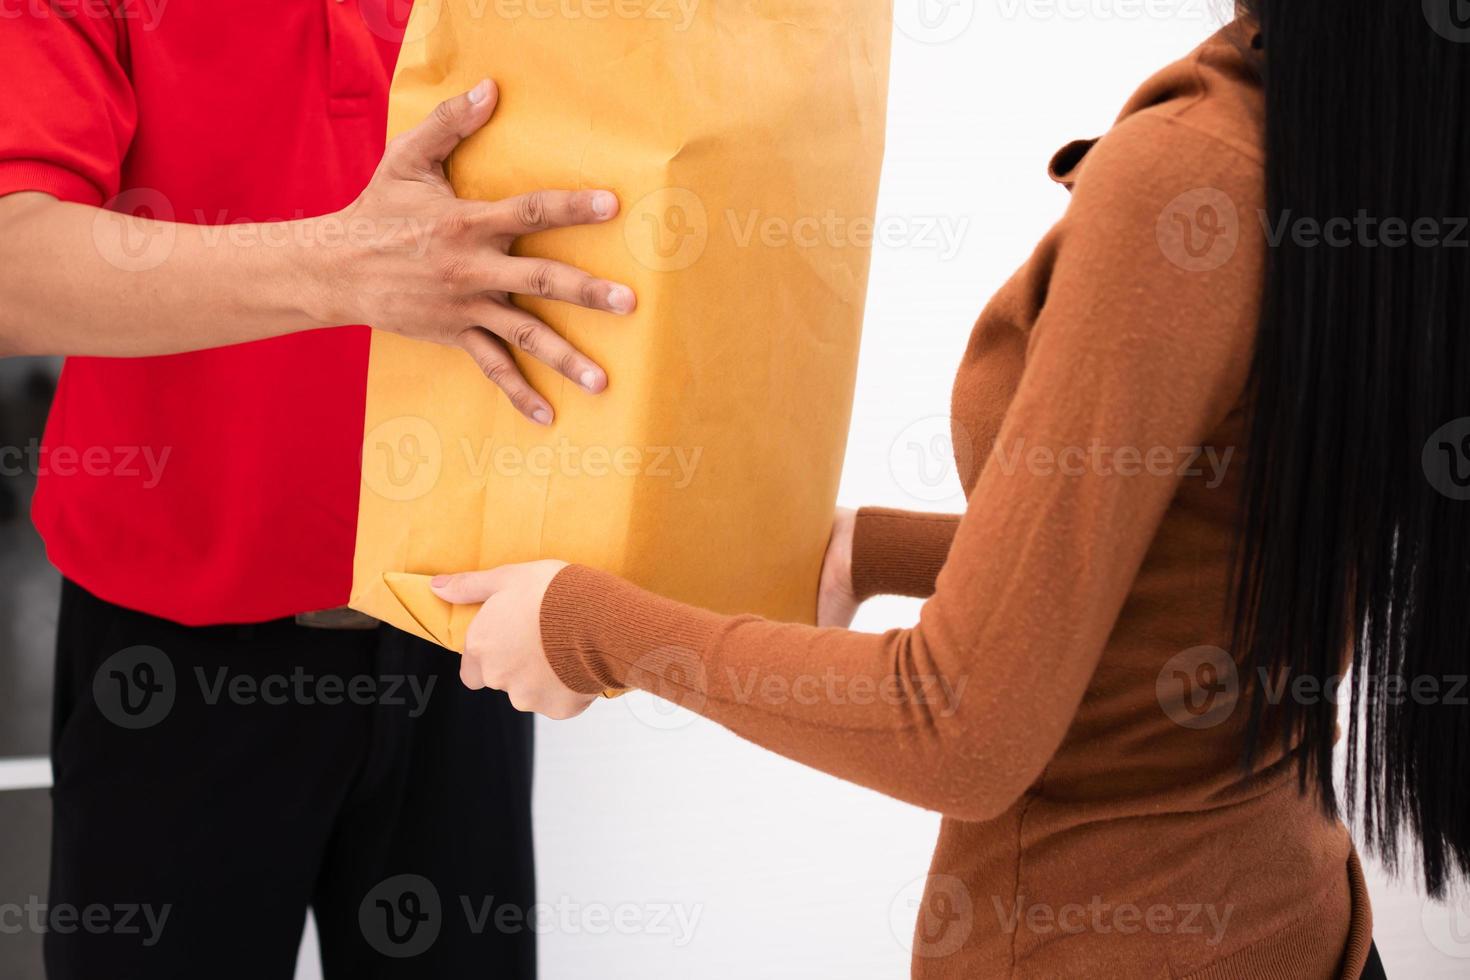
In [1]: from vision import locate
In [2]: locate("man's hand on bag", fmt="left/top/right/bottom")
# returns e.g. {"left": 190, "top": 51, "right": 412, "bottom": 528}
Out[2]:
{"left": 817, "top": 508, "right": 860, "bottom": 628}
{"left": 318, "top": 79, "right": 636, "bottom": 425}
{"left": 430, "top": 561, "right": 596, "bottom": 720}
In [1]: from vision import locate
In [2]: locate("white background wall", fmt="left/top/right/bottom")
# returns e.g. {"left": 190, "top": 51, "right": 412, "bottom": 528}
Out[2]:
{"left": 293, "top": 1, "right": 1470, "bottom": 975}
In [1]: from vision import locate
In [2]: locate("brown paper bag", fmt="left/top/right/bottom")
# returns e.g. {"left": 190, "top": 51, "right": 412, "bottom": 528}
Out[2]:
{"left": 351, "top": 0, "right": 894, "bottom": 651}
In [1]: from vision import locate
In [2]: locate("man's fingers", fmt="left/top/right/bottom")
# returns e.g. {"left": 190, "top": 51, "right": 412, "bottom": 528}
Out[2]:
{"left": 478, "top": 301, "right": 607, "bottom": 393}
{"left": 496, "top": 257, "right": 636, "bottom": 316}
{"left": 456, "top": 328, "right": 554, "bottom": 425}
{"left": 482, "top": 189, "right": 620, "bottom": 237}
{"left": 388, "top": 79, "right": 498, "bottom": 175}
{"left": 431, "top": 567, "right": 515, "bottom": 605}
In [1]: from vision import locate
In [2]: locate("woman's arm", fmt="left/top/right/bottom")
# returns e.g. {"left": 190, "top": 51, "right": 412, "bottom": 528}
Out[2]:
{"left": 850, "top": 507, "right": 962, "bottom": 601}
{"left": 0, "top": 82, "right": 635, "bottom": 425}
{"left": 813, "top": 507, "right": 960, "bottom": 629}
{"left": 437, "top": 112, "right": 1266, "bottom": 817}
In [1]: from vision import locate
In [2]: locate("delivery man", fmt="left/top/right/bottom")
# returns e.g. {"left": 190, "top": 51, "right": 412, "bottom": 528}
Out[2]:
{"left": 0, "top": 3, "right": 634, "bottom": 977}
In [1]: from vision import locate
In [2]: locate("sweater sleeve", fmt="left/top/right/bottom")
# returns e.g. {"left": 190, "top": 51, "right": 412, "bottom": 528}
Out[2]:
{"left": 539, "top": 113, "right": 1263, "bottom": 822}
{"left": 850, "top": 507, "right": 961, "bottom": 601}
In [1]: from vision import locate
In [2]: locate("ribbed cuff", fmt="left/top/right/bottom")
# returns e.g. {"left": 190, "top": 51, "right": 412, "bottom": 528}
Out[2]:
{"left": 540, "top": 564, "right": 723, "bottom": 697}
{"left": 0, "top": 160, "right": 105, "bottom": 207}
{"left": 850, "top": 507, "right": 961, "bottom": 601}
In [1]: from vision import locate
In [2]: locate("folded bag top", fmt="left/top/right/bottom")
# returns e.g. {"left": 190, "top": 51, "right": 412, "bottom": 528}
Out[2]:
{"left": 351, "top": 0, "right": 895, "bottom": 654}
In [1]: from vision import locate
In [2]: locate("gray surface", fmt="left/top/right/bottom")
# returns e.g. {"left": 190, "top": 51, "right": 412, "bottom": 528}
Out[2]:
{"left": 0, "top": 790, "right": 50, "bottom": 980}
{"left": 0, "top": 356, "right": 60, "bottom": 759}
{"left": 0, "top": 498, "right": 58, "bottom": 761}
{"left": 0, "top": 358, "right": 58, "bottom": 980}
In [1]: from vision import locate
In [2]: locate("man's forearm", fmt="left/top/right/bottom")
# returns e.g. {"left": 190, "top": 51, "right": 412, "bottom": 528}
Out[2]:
{"left": 0, "top": 192, "right": 337, "bottom": 358}
{"left": 0, "top": 84, "right": 638, "bottom": 424}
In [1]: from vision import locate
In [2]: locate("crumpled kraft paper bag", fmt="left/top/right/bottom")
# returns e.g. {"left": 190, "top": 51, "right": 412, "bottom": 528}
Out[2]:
{"left": 350, "top": 0, "right": 893, "bottom": 652}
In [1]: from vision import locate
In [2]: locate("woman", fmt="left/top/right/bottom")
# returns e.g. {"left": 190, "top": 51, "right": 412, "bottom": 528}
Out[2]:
{"left": 431, "top": 4, "right": 1466, "bottom": 977}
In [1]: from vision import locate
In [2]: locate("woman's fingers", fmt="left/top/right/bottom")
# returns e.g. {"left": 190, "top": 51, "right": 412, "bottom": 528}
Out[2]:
{"left": 543, "top": 696, "right": 594, "bottom": 722}
{"left": 456, "top": 328, "right": 554, "bottom": 425}
{"left": 478, "top": 301, "right": 607, "bottom": 394}
{"left": 430, "top": 567, "right": 515, "bottom": 604}
{"left": 481, "top": 189, "right": 620, "bottom": 236}
{"left": 459, "top": 651, "right": 488, "bottom": 692}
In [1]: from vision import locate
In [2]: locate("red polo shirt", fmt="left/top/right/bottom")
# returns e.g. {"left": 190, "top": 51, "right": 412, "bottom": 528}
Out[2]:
{"left": 0, "top": 1, "right": 407, "bottom": 624}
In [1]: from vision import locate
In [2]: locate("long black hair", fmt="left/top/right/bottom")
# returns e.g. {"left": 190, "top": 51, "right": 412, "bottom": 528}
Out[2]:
{"left": 1233, "top": 0, "right": 1470, "bottom": 897}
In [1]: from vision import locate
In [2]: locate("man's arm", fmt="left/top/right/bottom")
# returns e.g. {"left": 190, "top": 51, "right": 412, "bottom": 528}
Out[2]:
{"left": 0, "top": 190, "right": 337, "bottom": 357}
{"left": 0, "top": 82, "right": 635, "bottom": 425}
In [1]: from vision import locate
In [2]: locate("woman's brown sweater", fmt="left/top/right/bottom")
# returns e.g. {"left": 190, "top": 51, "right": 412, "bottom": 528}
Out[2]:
{"left": 539, "top": 22, "right": 1373, "bottom": 979}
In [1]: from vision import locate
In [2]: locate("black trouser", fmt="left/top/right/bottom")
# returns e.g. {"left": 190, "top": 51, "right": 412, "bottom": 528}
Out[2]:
{"left": 1362, "top": 942, "right": 1388, "bottom": 979}
{"left": 44, "top": 580, "right": 536, "bottom": 979}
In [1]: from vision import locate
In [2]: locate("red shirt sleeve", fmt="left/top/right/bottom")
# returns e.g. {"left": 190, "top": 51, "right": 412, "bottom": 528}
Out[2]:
{"left": 0, "top": 3, "right": 138, "bottom": 206}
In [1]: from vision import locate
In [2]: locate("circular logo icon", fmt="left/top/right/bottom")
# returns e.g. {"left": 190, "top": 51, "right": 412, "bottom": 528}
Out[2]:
{"left": 361, "top": 0, "right": 444, "bottom": 45}
{"left": 93, "top": 188, "right": 177, "bottom": 273}
{"left": 888, "top": 416, "right": 974, "bottom": 503}
{"left": 895, "top": 0, "right": 976, "bottom": 44}
{"left": 93, "top": 645, "right": 176, "bottom": 730}
{"left": 1423, "top": 893, "right": 1470, "bottom": 959}
{"left": 1423, "top": 417, "right": 1470, "bottom": 501}
{"left": 1424, "top": 0, "right": 1470, "bottom": 43}
{"left": 621, "top": 647, "right": 708, "bottom": 731}
{"left": 890, "top": 873, "right": 973, "bottom": 960}
{"left": 362, "top": 416, "right": 443, "bottom": 502}
{"left": 624, "top": 187, "right": 709, "bottom": 273}
{"left": 1155, "top": 187, "right": 1240, "bottom": 272}
{"left": 359, "top": 874, "right": 442, "bottom": 958}
{"left": 1156, "top": 645, "right": 1240, "bottom": 730}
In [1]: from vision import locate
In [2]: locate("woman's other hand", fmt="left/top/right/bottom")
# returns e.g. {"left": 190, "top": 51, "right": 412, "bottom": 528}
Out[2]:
{"left": 817, "top": 507, "right": 859, "bottom": 628}
{"left": 429, "top": 560, "right": 596, "bottom": 720}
